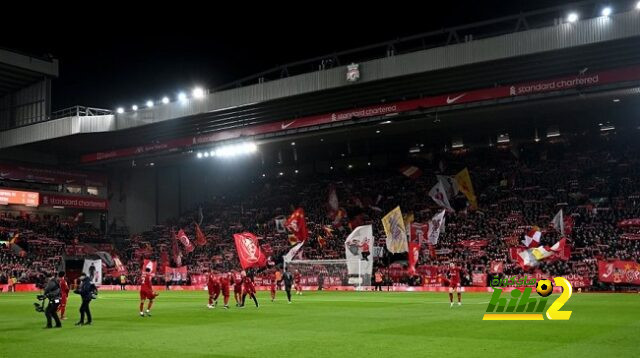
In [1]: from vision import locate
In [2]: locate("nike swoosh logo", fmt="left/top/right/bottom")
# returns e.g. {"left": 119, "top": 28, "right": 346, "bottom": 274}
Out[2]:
{"left": 281, "top": 121, "right": 295, "bottom": 129}
{"left": 446, "top": 93, "right": 466, "bottom": 104}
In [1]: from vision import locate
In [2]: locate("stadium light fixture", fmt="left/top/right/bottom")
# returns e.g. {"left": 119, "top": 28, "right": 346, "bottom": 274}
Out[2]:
{"left": 567, "top": 12, "right": 579, "bottom": 22}
{"left": 637, "top": 1, "right": 640, "bottom": 10}
{"left": 330, "top": 166, "right": 334, "bottom": 170}
{"left": 262, "top": 173, "right": 266, "bottom": 177}
{"left": 131, "top": 105, "right": 138, "bottom": 111}
{"left": 367, "top": 162, "right": 371, "bottom": 166}
{"left": 197, "top": 152, "right": 203, "bottom": 159}
{"left": 376, "top": 130, "right": 381, "bottom": 134}
{"left": 294, "top": 169, "right": 299, "bottom": 174}
{"left": 601, "top": 7, "right": 612, "bottom": 16}
{"left": 116, "top": 107, "right": 124, "bottom": 114}
{"left": 162, "top": 96, "right": 170, "bottom": 104}
{"left": 291, "top": 142, "right": 296, "bottom": 146}
{"left": 203, "top": 152, "right": 209, "bottom": 158}
{"left": 279, "top": 172, "right": 284, "bottom": 176}
{"left": 146, "top": 100, "right": 154, "bottom": 108}
{"left": 212, "top": 142, "right": 258, "bottom": 158}
{"left": 613, "top": 98, "right": 620, "bottom": 103}
{"left": 192, "top": 87, "right": 205, "bottom": 99}
{"left": 178, "top": 92, "right": 188, "bottom": 102}
{"left": 380, "top": 120, "right": 392, "bottom": 125}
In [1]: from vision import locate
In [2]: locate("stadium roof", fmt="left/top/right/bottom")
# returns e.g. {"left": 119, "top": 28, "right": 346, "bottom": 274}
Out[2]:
{"left": 0, "top": 48, "right": 58, "bottom": 97}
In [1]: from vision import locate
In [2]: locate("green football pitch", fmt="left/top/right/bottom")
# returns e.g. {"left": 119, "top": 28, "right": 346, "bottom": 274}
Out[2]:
{"left": 1, "top": 290, "right": 638, "bottom": 357}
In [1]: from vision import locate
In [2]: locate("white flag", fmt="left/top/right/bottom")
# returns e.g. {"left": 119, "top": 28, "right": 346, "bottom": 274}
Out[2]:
{"left": 283, "top": 241, "right": 304, "bottom": 262}
{"left": 275, "top": 216, "right": 286, "bottom": 233}
{"left": 344, "top": 225, "right": 374, "bottom": 277}
{"left": 427, "top": 210, "right": 446, "bottom": 245}
{"left": 429, "top": 181, "right": 453, "bottom": 211}
{"left": 551, "top": 209, "right": 564, "bottom": 236}
{"left": 82, "top": 259, "right": 102, "bottom": 286}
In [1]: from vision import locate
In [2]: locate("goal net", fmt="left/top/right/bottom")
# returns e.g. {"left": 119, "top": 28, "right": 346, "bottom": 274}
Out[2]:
{"left": 284, "top": 259, "right": 372, "bottom": 289}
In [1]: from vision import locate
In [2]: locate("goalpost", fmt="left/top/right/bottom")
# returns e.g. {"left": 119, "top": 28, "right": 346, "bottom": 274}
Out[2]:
{"left": 284, "top": 259, "right": 372, "bottom": 290}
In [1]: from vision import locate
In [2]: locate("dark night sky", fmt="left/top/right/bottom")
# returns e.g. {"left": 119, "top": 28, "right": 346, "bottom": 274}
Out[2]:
{"left": 2, "top": 1, "right": 591, "bottom": 110}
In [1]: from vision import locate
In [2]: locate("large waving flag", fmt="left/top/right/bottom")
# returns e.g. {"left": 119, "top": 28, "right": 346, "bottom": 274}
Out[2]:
{"left": 454, "top": 168, "right": 477, "bottom": 209}
{"left": 427, "top": 210, "right": 446, "bottom": 245}
{"left": 382, "top": 206, "right": 407, "bottom": 253}
{"left": 407, "top": 242, "right": 420, "bottom": 276}
{"left": 522, "top": 226, "right": 541, "bottom": 248}
{"left": 285, "top": 208, "right": 309, "bottom": 243}
{"left": 516, "top": 238, "right": 570, "bottom": 268}
{"left": 176, "top": 229, "right": 195, "bottom": 253}
{"left": 194, "top": 222, "right": 207, "bottom": 246}
{"left": 142, "top": 259, "right": 157, "bottom": 275}
{"left": 283, "top": 241, "right": 304, "bottom": 262}
{"left": 344, "top": 225, "right": 374, "bottom": 277}
{"left": 551, "top": 209, "right": 564, "bottom": 236}
{"left": 233, "top": 232, "right": 268, "bottom": 269}
{"left": 429, "top": 181, "right": 453, "bottom": 211}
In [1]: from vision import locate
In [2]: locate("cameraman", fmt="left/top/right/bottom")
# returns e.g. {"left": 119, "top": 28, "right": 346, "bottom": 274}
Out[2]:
{"left": 75, "top": 273, "right": 97, "bottom": 326}
{"left": 43, "top": 272, "right": 62, "bottom": 329}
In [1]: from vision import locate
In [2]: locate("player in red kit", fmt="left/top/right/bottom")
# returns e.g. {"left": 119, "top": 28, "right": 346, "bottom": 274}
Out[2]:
{"left": 140, "top": 267, "right": 158, "bottom": 317}
{"left": 232, "top": 271, "right": 243, "bottom": 307}
{"left": 448, "top": 262, "right": 462, "bottom": 308}
{"left": 219, "top": 272, "right": 231, "bottom": 309}
{"left": 270, "top": 270, "right": 277, "bottom": 302}
{"left": 207, "top": 271, "right": 221, "bottom": 309}
{"left": 57, "top": 271, "right": 70, "bottom": 320}
{"left": 294, "top": 270, "right": 302, "bottom": 295}
{"left": 240, "top": 274, "right": 259, "bottom": 308}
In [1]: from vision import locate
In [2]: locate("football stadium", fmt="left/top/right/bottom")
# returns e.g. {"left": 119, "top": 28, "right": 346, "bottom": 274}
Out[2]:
{"left": 1, "top": 1, "right": 640, "bottom": 357}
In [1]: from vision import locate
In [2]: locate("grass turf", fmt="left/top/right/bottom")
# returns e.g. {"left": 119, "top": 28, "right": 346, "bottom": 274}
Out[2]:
{"left": 0, "top": 290, "right": 638, "bottom": 357}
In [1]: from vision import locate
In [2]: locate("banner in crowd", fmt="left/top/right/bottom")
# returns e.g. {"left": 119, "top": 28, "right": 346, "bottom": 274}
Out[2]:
{"left": 344, "top": 225, "right": 374, "bottom": 278}
{"left": 400, "top": 166, "right": 422, "bottom": 179}
{"left": 617, "top": 218, "right": 640, "bottom": 228}
{"left": 142, "top": 259, "right": 157, "bottom": 275}
{"left": 382, "top": 206, "right": 407, "bottom": 253}
{"left": 459, "top": 240, "right": 488, "bottom": 249}
{"left": 275, "top": 216, "right": 286, "bottom": 233}
{"left": 454, "top": 168, "right": 477, "bottom": 209}
{"left": 427, "top": 210, "right": 446, "bottom": 245}
{"left": 164, "top": 266, "right": 188, "bottom": 282}
{"left": 407, "top": 242, "right": 420, "bottom": 276}
{"left": 233, "top": 232, "right": 268, "bottom": 270}
{"left": 113, "top": 256, "right": 127, "bottom": 275}
{"left": 82, "top": 259, "right": 102, "bottom": 286}
{"left": 598, "top": 260, "right": 640, "bottom": 285}
{"left": 410, "top": 223, "right": 428, "bottom": 245}
{"left": 0, "top": 163, "right": 107, "bottom": 187}
{"left": 472, "top": 273, "right": 487, "bottom": 286}
{"left": 514, "top": 238, "right": 570, "bottom": 268}
{"left": 190, "top": 274, "right": 207, "bottom": 286}
{"left": 490, "top": 261, "right": 504, "bottom": 274}
{"left": 285, "top": 208, "right": 309, "bottom": 243}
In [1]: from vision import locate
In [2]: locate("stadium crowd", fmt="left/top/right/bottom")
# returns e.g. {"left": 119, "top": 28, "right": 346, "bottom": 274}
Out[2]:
{"left": 2, "top": 134, "right": 640, "bottom": 288}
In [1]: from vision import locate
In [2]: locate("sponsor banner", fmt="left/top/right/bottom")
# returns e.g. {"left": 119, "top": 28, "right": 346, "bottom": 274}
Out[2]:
{"left": 190, "top": 274, "right": 207, "bottom": 286}
{"left": 0, "top": 189, "right": 39, "bottom": 207}
{"left": 0, "top": 163, "right": 107, "bottom": 187}
{"left": 81, "top": 65, "right": 640, "bottom": 163}
{"left": 40, "top": 194, "right": 108, "bottom": 210}
{"left": 598, "top": 260, "right": 640, "bottom": 285}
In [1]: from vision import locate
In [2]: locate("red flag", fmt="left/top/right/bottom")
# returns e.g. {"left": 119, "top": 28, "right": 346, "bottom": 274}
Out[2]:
{"left": 407, "top": 242, "right": 420, "bottom": 275}
{"left": 194, "top": 222, "right": 207, "bottom": 246}
{"left": 317, "top": 235, "right": 326, "bottom": 249}
{"left": 490, "top": 260, "right": 504, "bottom": 273}
{"left": 142, "top": 259, "right": 157, "bottom": 275}
{"left": 171, "top": 236, "right": 181, "bottom": 266}
{"left": 233, "top": 232, "right": 267, "bottom": 270}
{"left": 177, "top": 229, "right": 194, "bottom": 253}
{"left": 285, "top": 208, "right": 309, "bottom": 243}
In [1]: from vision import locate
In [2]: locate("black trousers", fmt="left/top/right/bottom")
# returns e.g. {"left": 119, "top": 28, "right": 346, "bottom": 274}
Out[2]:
{"left": 120, "top": 284, "right": 126, "bottom": 290}
{"left": 45, "top": 301, "right": 61, "bottom": 328}
{"left": 361, "top": 251, "right": 370, "bottom": 261}
{"left": 285, "top": 285, "right": 292, "bottom": 301}
{"left": 241, "top": 292, "right": 259, "bottom": 307}
{"left": 374, "top": 282, "right": 382, "bottom": 291}
{"left": 79, "top": 298, "right": 92, "bottom": 323}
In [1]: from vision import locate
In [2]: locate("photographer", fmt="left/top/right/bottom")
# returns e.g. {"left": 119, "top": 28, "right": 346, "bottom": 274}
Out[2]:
{"left": 75, "top": 273, "right": 97, "bottom": 326}
{"left": 42, "top": 272, "right": 62, "bottom": 329}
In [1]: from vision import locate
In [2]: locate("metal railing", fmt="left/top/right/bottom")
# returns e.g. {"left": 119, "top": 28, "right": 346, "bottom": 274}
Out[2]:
{"left": 50, "top": 105, "right": 112, "bottom": 120}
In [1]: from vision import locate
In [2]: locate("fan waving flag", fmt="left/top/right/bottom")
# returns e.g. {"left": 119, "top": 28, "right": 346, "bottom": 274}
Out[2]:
{"left": 285, "top": 208, "right": 309, "bottom": 243}
{"left": 194, "top": 222, "right": 207, "bottom": 246}
{"left": 454, "top": 168, "right": 478, "bottom": 209}
{"left": 382, "top": 206, "right": 407, "bottom": 253}
{"left": 551, "top": 209, "right": 565, "bottom": 236}
{"left": 176, "top": 229, "right": 195, "bottom": 253}
{"left": 429, "top": 181, "right": 454, "bottom": 211}
{"left": 522, "top": 226, "right": 541, "bottom": 248}
{"left": 407, "top": 242, "right": 420, "bottom": 276}
{"left": 427, "top": 210, "right": 446, "bottom": 245}
{"left": 516, "top": 238, "right": 570, "bottom": 268}
{"left": 233, "top": 232, "right": 268, "bottom": 270}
